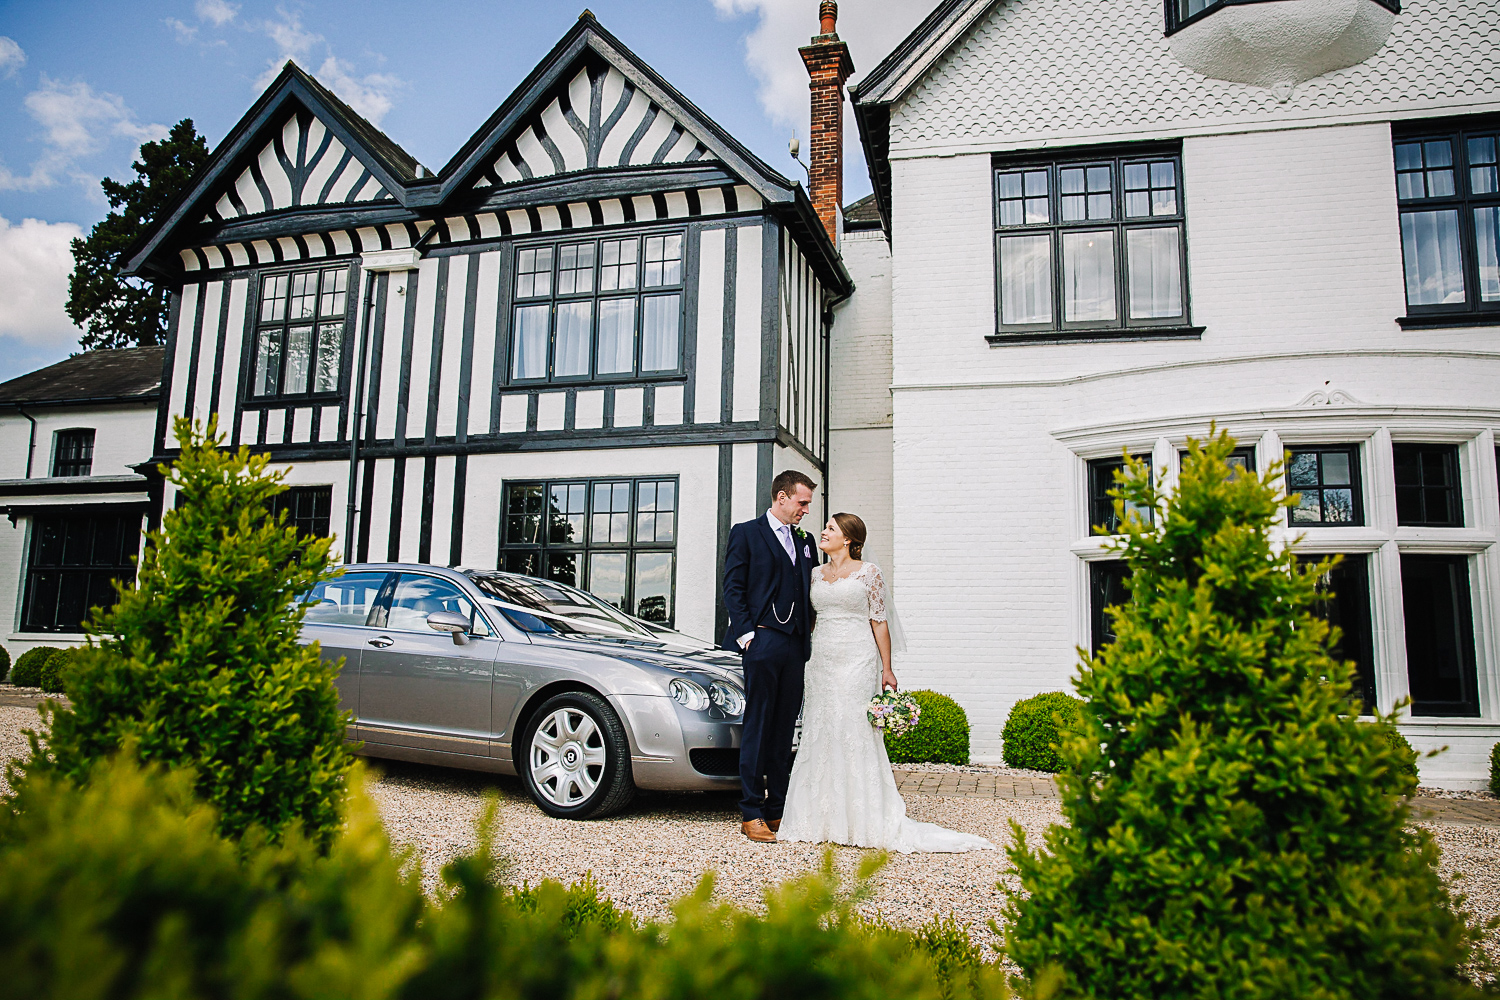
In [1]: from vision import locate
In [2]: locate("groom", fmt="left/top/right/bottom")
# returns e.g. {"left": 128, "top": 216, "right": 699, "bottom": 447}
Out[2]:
{"left": 721, "top": 470, "right": 818, "bottom": 843}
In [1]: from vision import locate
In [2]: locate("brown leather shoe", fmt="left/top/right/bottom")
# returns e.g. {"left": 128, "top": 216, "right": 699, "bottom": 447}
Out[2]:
{"left": 741, "top": 819, "right": 777, "bottom": 843}
{"left": 766, "top": 818, "right": 782, "bottom": 833}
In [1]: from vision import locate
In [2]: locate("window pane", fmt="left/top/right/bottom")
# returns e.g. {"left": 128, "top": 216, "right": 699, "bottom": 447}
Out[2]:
{"left": 633, "top": 552, "right": 673, "bottom": 622}
{"left": 549, "top": 483, "right": 586, "bottom": 543}
{"left": 640, "top": 294, "right": 680, "bottom": 372}
{"left": 260, "top": 274, "right": 288, "bottom": 322}
{"left": 1287, "top": 451, "right": 1319, "bottom": 488}
{"left": 387, "top": 574, "right": 478, "bottom": 632}
{"left": 587, "top": 552, "right": 628, "bottom": 610}
{"left": 305, "top": 572, "right": 387, "bottom": 626}
{"left": 591, "top": 481, "right": 630, "bottom": 543}
{"left": 600, "top": 238, "right": 638, "bottom": 291}
{"left": 1062, "top": 230, "right": 1117, "bottom": 322}
{"left": 1400, "top": 210, "right": 1466, "bottom": 305}
{"left": 506, "top": 483, "right": 543, "bottom": 544}
{"left": 314, "top": 323, "right": 343, "bottom": 392}
{"left": 553, "top": 300, "right": 592, "bottom": 377}
{"left": 516, "top": 247, "right": 553, "bottom": 298}
{"left": 548, "top": 551, "right": 581, "bottom": 586}
{"left": 1402, "top": 555, "right": 1479, "bottom": 716}
{"left": 253, "top": 329, "right": 281, "bottom": 396}
{"left": 511, "top": 304, "right": 550, "bottom": 379}
{"left": 644, "top": 234, "right": 682, "bottom": 287}
{"left": 283, "top": 325, "right": 313, "bottom": 394}
{"left": 1424, "top": 140, "right": 1455, "bottom": 195}
{"left": 1322, "top": 489, "right": 1355, "bottom": 523}
{"left": 319, "top": 268, "right": 348, "bottom": 318}
{"left": 1322, "top": 451, "right": 1351, "bottom": 486}
{"left": 1290, "top": 491, "right": 1323, "bottom": 525}
{"left": 556, "top": 242, "right": 595, "bottom": 295}
{"left": 998, "top": 234, "right": 1053, "bottom": 325}
{"left": 1475, "top": 206, "right": 1500, "bottom": 302}
{"left": 997, "top": 169, "right": 1048, "bottom": 225}
{"left": 1060, "top": 167, "right": 1086, "bottom": 222}
{"left": 1126, "top": 227, "right": 1183, "bottom": 319}
{"left": 289, "top": 271, "right": 319, "bottom": 320}
{"left": 1469, "top": 136, "right": 1498, "bottom": 195}
{"left": 596, "top": 298, "right": 636, "bottom": 375}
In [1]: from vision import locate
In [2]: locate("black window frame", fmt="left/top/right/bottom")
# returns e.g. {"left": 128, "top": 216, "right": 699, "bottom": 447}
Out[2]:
{"left": 1285, "top": 445, "right": 1365, "bottom": 527}
{"left": 499, "top": 476, "right": 679, "bottom": 626}
{"left": 1088, "top": 454, "right": 1154, "bottom": 535}
{"left": 1393, "top": 116, "right": 1500, "bottom": 326}
{"left": 1301, "top": 553, "right": 1378, "bottom": 715}
{"left": 20, "top": 504, "right": 143, "bottom": 634}
{"left": 1165, "top": 0, "right": 1399, "bottom": 36}
{"left": 51, "top": 428, "right": 95, "bottom": 478}
{"left": 270, "top": 485, "right": 333, "bottom": 539}
{"left": 506, "top": 228, "right": 688, "bottom": 386}
{"left": 991, "top": 143, "right": 1199, "bottom": 343}
{"left": 1089, "top": 559, "right": 1130, "bottom": 655}
{"left": 246, "top": 263, "right": 354, "bottom": 404}
{"left": 1393, "top": 443, "right": 1463, "bottom": 528}
{"left": 1401, "top": 553, "right": 1480, "bottom": 718}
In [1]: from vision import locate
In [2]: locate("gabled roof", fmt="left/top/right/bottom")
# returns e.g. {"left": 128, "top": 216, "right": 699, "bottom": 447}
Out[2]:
{"left": 850, "top": 0, "right": 999, "bottom": 236}
{"left": 124, "top": 61, "right": 426, "bottom": 279}
{"left": 437, "top": 12, "right": 798, "bottom": 206}
{"left": 0, "top": 347, "right": 165, "bottom": 407}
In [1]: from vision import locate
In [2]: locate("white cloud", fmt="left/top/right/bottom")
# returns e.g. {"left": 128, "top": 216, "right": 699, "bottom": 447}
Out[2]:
{"left": 712, "top": 0, "right": 928, "bottom": 193}
{"left": 252, "top": 9, "right": 402, "bottom": 125}
{"left": 0, "top": 215, "right": 87, "bottom": 348}
{"left": 0, "top": 75, "right": 167, "bottom": 192}
{"left": 195, "top": 0, "right": 240, "bottom": 27}
{"left": 0, "top": 36, "right": 23, "bottom": 79}
{"left": 165, "top": 17, "right": 198, "bottom": 43}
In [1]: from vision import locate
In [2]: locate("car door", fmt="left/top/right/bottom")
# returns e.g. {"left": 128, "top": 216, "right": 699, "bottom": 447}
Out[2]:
{"left": 299, "top": 570, "right": 393, "bottom": 734}
{"left": 357, "top": 572, "right": 500, "bottom": 755}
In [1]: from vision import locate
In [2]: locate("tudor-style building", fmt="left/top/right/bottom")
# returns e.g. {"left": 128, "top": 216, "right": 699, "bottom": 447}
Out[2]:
{"left": 846, "top": 0, "right": 1500, "bottom": 785}
{"left": 123, "top": 13, "right": 850, "bottom": 643}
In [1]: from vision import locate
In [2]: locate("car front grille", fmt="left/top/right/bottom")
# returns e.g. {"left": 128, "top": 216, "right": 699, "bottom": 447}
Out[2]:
{"left": 688, "top": 747, "right": 740, "bottom": 777}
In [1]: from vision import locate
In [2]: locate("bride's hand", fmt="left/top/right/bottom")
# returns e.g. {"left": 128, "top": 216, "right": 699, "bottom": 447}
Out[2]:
{"left": 881, "top": 668, "right": 899, "bottom": 692}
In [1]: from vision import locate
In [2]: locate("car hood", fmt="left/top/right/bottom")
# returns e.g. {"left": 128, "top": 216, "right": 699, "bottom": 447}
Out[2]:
{"left": 527, "top": 632, "right": 745, "bottom": 684}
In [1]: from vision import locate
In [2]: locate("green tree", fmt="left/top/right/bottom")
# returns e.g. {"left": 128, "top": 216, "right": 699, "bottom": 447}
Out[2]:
{"left": 67, "top": 119, "right": 210, "bottom": 351}
{"left": 1002, "top": 431, "right": 1486, "bottom": 999}
{"left": 25, "top": 416, "right": 352, "bottom": 848}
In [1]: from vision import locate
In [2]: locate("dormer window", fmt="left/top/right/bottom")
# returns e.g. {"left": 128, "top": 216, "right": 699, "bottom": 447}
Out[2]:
{"left": 1166, "top": 0, "right": 1400, "bottom": 37}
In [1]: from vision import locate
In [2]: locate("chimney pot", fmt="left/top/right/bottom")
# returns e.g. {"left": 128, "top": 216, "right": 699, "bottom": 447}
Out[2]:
{"left": 820, "top": 1, "right": 838, "bottom": 36}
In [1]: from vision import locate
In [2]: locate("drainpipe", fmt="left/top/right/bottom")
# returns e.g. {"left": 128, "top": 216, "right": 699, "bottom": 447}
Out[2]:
{"left": 345, "top": 238, "right": 430, "bottom": 563}
{"left": 18, "top": 408, "right": 37, "bottom": 479}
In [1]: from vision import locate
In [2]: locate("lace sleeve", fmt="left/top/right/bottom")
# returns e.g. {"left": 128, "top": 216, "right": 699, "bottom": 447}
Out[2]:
{"left": 864, "top": 563, "right": 888, "bottom": 623}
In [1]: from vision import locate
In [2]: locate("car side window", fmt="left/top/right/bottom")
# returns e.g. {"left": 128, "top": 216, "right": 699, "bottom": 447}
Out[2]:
{"left": 303, "top": 572, "right": 390, "bottom": 626}
{"left": 387, "top": 574, "right": 491, "bottom": 635}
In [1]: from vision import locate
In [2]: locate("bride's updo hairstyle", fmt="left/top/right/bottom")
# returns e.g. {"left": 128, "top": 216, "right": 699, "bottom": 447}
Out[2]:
{"left": 832, "top": 512, "right": 867, "bottom": 560}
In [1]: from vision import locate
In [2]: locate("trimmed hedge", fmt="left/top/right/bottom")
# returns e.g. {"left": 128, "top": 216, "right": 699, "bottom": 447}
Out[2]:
{"left": 1372, "top": 724, "right": 1419, "bottom": 780}
{"left": 9, "top": 646, "right": 62, "bottom": 688}
{"left": 1001, "top": 692, "right": 1084, "bottom": 773}
{"left": 1490, "top": 742, "right": 1500, "bottom": 798}
{"left": 884, "top": 690, "right": 970, "bottom": 765}
{"left": 0, "top": 644, "right": 9, "bottom": 684}
{"left": 38, "top": 648, "right": 78, "bottom": 695}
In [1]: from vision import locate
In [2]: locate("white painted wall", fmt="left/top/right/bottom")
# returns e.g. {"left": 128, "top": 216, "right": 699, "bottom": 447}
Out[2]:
{"left": 0, "top": 405, "right": 156, "bottom": 481}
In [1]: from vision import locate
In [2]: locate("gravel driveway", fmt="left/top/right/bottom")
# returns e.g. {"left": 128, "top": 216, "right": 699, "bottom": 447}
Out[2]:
{"left": 3, "top": 701, "right": 1497, "bottom": 962}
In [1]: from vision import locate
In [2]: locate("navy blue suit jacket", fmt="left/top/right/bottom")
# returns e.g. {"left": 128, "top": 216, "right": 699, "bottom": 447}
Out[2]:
{"left": 721, "top": 515, "right": 816, "bottom": 659}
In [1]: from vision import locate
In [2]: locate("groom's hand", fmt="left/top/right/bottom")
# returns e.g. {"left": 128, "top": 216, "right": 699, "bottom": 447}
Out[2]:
{"left": 738, "top": 631, "right": 755, "bottom": 650}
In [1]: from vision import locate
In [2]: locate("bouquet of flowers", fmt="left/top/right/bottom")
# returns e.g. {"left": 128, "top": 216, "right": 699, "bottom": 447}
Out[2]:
{"left": 867, "top": 690, "right": 921, "bottom": 737}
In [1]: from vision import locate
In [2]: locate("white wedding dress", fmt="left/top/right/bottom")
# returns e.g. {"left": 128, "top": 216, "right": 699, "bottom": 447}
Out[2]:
{"left": 778, "top": 562, "right": 996, "bottom": 853}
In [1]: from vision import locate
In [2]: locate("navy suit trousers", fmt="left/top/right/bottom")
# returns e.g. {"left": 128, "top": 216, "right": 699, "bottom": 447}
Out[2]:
{"left": 738, "top": 627, "right": 806, "bottom": 822}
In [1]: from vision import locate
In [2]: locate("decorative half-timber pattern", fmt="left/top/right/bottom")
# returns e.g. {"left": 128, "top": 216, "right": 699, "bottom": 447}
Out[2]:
{"left": 202, "top": 112, "right": 397, "bottom": 222}
{"left": 177, "top": 184, "right": 766, "bottom": 273}
{"left": 474, "top": 67, "right": 709, "bottom": 190}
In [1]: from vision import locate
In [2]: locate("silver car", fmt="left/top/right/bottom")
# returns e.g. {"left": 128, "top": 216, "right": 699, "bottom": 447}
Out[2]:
{"left": 299, "top": 563, "right": 744, "bottom": 818}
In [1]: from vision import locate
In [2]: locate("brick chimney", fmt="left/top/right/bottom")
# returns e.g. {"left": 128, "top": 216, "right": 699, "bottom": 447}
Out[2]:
{"left": 800, "top": 0, "right": 854, "bottom": 244}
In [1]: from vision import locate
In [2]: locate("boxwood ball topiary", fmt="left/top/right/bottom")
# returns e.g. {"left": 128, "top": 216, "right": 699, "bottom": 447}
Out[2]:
{"left": 38, "top": 648, "right": 77, "bottom": 695}
{"left": 883, "top": 690, "right": 970, "bottom": 765}
{"left": 1002, "top": 692, "right": 1085, "bottom": 773}
{"left": 1371, "top": 724, "right": 1419, "bottom": 780}
{"left": 0, "top": 644, "right": 10, "bottom": 683}
{"left": 1490, "top": 742, "right": 1500, "bottom": 798}
{"left": 10, "top": 647, "right": 62, "bottom": 688}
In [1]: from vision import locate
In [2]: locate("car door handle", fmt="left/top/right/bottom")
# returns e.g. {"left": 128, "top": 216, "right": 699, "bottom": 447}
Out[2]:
{"left": 367, "top": 636, "right": 394, "bottom": 648}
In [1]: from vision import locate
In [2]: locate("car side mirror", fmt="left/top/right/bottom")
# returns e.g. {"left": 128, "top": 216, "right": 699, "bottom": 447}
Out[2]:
{"left": 426, "top": 610, "right": 473, "bottom": 645}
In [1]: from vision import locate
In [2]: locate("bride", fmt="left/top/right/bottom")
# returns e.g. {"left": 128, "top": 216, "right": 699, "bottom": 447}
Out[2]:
{"left": 777, "top": 513, "right": 995, "bottom": 853}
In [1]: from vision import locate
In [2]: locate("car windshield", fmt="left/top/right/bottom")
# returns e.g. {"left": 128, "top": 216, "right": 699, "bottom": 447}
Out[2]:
{"left": 466, "top": 572, "right": 653, "bottom": 639}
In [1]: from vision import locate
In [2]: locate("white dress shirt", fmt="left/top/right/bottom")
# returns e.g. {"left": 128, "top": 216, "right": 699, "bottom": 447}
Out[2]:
{"left": 739, "top": 510, "right": 798, "bottom": 648}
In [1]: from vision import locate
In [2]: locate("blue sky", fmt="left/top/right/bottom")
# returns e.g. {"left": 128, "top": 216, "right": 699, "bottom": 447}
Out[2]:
{"left": 0, "top": 0, "right": 927, "bottom": 382}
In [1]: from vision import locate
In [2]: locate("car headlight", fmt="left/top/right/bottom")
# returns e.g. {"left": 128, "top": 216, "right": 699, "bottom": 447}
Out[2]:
{"left": 668, "top": 677, "right": 710, "bottom": 711}
{"left": 709, "top": 681, "right": 745, "bottom": 717}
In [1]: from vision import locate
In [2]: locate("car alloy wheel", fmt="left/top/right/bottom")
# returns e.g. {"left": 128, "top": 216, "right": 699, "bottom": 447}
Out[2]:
{"left": 520, "top": 690, "right": 635, "bottom": 819}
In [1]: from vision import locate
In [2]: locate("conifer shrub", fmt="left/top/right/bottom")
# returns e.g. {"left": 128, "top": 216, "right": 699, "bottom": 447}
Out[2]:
{"left": 1002, "top": 430, "right": 1488, "bottom": 999}
{"left": 25, "top": 416, "right": 352, "bottom": 848}
{"left": 1000, "top": 692, "right": 1084, "bottom": 773}
{"left": 884, "top": 690, "right": 970, "bottom": 764}
{"left": 0, "top": 753, "right": 1009, "bottom": 999}
{"left": 9, "top": 646, "right": 61, "bottom": 688}
{"left": 0, "top": 644, "right": 10, "bottom": 683}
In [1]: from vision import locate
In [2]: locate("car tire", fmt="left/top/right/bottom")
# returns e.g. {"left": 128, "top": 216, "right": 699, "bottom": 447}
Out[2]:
{"left": 519, "top": 690, "right": 636, "bottom": 819}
